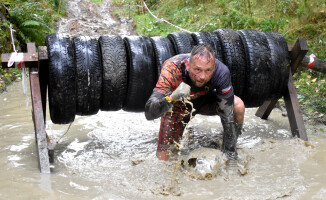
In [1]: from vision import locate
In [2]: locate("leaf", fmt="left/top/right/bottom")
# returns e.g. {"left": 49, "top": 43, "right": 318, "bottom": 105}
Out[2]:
{"left": 312, "top": 78, "right": 317, "bottom": 83}
{"left": 21, "top": 20, "right": 40, "bottom": 27}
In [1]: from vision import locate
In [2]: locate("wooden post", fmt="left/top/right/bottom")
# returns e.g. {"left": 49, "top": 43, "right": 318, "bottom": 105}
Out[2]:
{"left": 255, "top": 38, "right": 308, "bottom": 140}
{"left": 284, "top": 69, "right": 308, "bottom": 140}
{"left": 1, "top": 43, "right": 51, "bottom": 173}
{"left": 27, "top": 44, "right": 51, "bottom": 173}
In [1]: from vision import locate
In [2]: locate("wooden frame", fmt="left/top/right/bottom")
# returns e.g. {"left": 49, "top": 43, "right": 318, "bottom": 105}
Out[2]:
{"left": 1, "top": 38, "right": 309, "bottom": 173}
{"left": 256, "top": 38, "right": 308, "bottom": 141}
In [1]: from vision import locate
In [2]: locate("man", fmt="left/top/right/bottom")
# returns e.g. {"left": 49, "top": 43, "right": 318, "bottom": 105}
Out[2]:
{"left": 145, "top": 44, "right": 245, "bottom": 161}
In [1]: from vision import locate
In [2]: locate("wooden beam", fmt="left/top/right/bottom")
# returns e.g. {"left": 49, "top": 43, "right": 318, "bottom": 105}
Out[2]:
{"left": 29, "top": 66, "right": 51, "bottom": 173}
{"left": 1, "top": 43, "right": 38, "bottom": 68}
{"left": 284, "top": 69, "right": 308, "bottom": 141}
{"left": 255, "top": 99, "right": 278, "bottom": 119}
{"left": 289, "top": 38, "right": 308, "bottom": 73}
{"left": 299, "top": 55, "right": 326, "bottom": 74}
{"left": 38, "top": 46, "right": 48, "bottom": 122}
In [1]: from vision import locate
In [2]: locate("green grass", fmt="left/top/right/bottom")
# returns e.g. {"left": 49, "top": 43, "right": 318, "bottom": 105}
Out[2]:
{"left": 89, "top": 0, "right": 104, "bottom": 4}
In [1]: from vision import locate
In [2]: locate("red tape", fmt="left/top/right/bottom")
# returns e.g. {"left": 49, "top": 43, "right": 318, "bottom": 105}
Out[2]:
{"left": 307, "top": 54, "right": 316, "bottom": 69}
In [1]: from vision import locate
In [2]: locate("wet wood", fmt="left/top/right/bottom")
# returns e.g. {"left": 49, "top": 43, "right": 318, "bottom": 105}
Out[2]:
{"left": 256, "top": 38, "right": 308, "bottom": 141}
{"left": 38, "top": 46, "right": 48, "bottom": 122}
{"left": 284, "top": 69, "right": 308, "bottom": 141}
{"left": 289, "top": 38, "right": 308, "bottom": 74}
{"left": 29, "top": 66, "right": 51, "bottom": 173}
{"left": 255, "top": 99, "right": 278, "bottom": 119}
{"left": 299, "top": 56, "right": 326, "bottom": 74}
{"left": 1, "top": 42, "right": 38, "bottom": 68}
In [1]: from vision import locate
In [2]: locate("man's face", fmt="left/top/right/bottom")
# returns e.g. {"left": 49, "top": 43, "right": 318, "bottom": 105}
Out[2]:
{"left": 186, "top": 54, "right": 215, "bottom": 88}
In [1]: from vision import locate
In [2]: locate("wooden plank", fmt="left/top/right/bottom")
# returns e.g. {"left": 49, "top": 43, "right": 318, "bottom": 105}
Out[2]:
{"left": 289, "top": 38, "right": 308, "bottom": 73}
{"left": 255, "top": 99, "right": 278, "bottom": 119}
{"left": 284, "top": 69, "right": 308, "bottom": 141}
{"left": 38, "top": 47, "right": 48, "bottom": 122}
{"left": 1, "top": 43, "right": 38, "bottom": 68}
{"left": 29, "top": 67, "right": 51, "bottom": 173}
{"left": 299, "top": 55, "right": 326, "bottom": 74}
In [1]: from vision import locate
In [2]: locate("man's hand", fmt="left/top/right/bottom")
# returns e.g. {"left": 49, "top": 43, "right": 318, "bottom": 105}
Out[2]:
{"left": 170, "top": 82, "right": 191, "bottom": 102}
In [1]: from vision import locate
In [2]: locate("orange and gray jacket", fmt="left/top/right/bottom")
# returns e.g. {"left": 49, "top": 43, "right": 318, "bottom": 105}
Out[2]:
{"left": 145, "top": 53, "right": 235, "bottom": 123}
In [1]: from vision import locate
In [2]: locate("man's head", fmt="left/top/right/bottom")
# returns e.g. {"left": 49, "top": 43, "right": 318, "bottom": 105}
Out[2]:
{"left": 186, "top": 44, "right": 216, "bottom": 88}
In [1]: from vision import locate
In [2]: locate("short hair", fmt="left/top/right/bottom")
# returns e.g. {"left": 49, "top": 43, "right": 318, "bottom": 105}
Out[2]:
{"left": 189, "top": 44, "right": 215, "bottom": 64}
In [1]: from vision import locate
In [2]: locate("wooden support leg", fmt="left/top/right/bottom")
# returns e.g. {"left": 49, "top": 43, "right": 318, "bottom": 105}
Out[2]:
{"left": 30, "top": 67, "right": 51, "bottom": 173}
{"left": 255, "top": 38, "right": 308, "bottom": 140}
{"left": 284, "top": 70, "right": 308, "bottom": 141}
{"left": 38, "top": 46, "right": 48, "bottom": 122}
{"left": 255, "top": 99, "right": 278, "bottom": 119}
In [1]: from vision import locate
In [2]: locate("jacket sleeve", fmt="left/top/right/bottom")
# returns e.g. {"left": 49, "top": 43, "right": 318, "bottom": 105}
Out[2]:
{"left": 213, "top": 62, "right": 235, "bottom": 123}
{"left": 216, "top": 90, "right": 234, "bottom": 123}
{"left": 145, "top": 91, "right": 173, "bottom": 120}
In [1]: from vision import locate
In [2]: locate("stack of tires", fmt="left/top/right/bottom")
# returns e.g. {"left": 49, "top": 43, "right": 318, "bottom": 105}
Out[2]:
{"left": 46, "top": 29, "right": 290, "bottom": 124}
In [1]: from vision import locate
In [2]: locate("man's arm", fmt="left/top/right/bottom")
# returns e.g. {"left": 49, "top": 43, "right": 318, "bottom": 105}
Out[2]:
{"left": 145, "top": 91, "right": 173, "bottom": 120}
{"left": 145, "top": 82, "right": 191, "bottom": 120}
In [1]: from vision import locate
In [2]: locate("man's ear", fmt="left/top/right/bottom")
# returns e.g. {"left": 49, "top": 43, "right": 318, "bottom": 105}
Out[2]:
{"left": 186, "top": 60, "right": 190, "bottom": 71}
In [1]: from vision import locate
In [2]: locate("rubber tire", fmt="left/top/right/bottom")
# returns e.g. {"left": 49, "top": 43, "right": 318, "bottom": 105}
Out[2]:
{"left": 73, "top": 36, "right": 102, "bottom": 116}
{"left": 237, "top": 29, "right": 272, "bottom": 107}
{"left": 99, "top": 35, "right": 127, "bottom": 111}
{"left": 264, "top": 32, "right": 290, "bottom": 99}
{"left": 150, "top": 36, "right": 176, "bottom": 80}
{"left": 123, "top": 36, "right": 156, "bottom": 112}
{"left": 214, "top": 29, "right": 246, "bottom": 98}
{"left": 167, "top": 32, "right": 195, "bottom": 54}
{"left": 46, "top": 33, "right": 76, "bottom": 124}
{"left": 191, "top": 31, "right": 224, "bottom": 63}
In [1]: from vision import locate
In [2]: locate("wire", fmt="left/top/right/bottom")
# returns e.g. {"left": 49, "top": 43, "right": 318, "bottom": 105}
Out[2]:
{"left": 56, "top": 122, "right": 73, "bottom": 144}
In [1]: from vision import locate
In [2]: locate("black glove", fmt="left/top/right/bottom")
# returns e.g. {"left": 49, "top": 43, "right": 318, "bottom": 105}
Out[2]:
{"left": 221, "top": 119, "right": 238, "bottom": 160}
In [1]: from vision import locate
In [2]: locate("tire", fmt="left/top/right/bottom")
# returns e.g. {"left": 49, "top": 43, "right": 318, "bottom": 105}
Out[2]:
{"left": 99, "top": 35, "right": 127, "bottom": 111}
{"left": 264, "top": 32, "right": 290, "bottom": 99}
{"left": 73, "top": 36, "right": 102, "bottom": 115}
{"left": 46, "top": 33, "right": 76, "bottom": 124}
{"left": 150, "top": 36, "right": 176, "bottom": 80}
{"left": 237, "top": 29, "right": 272, "bottom": 107}
{"left": 167, "top": 32, "right": 195, "bottom": 54}
{"left": 214, "top": 29, "right": 246, "bottom": 98}
{"left": 123, "top": 36, "right": 156, "bottom": 112}
{"left": 191, "top": 31, "right": 224, "bottom": 63}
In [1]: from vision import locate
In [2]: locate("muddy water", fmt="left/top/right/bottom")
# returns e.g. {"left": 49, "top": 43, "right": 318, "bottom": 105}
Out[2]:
{"left": 1, "top": 79, "right": 326, "bottom": 199}
{"left": 1, "top": 0, "right": 326, "bottom": 199}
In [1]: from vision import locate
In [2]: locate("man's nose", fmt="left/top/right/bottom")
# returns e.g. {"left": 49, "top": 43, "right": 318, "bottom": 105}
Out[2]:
{"left": 199, "top": 72, "right": 206, "bottom": 80}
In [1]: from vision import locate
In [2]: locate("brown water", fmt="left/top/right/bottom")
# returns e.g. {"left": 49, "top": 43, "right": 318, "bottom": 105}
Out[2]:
{"left": 1, "top": 77, "right": 326, "bottom": 200}
{"left": 1, "top": 0, "right": 326, "bottom": 199}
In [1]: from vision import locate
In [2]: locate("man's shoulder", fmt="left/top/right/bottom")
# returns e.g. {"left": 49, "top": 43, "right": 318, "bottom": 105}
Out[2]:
{"left": 214, "top": 59, "right": 230, "bottom": 75}
{"left": 166, "top": 53, "right": 190, "bottom": 64}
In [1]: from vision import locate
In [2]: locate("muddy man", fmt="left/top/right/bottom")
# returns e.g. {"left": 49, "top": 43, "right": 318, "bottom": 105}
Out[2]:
{"left": 145, "top": 44, "right": 245, "bottom": 161}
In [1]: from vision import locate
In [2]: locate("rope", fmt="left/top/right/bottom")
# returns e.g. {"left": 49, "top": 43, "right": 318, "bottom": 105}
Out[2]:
{"left": 142, "top": 1, "right": 192, "bottom": 34}
{"left": 9, "top": 24, "right": 16, "bottom": 52}
{"left": 56, "top": 122, "right": 73, "bottom": 144}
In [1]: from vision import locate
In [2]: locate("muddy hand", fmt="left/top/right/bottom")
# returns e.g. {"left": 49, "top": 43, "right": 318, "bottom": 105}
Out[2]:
{"left": 170, "top": 82, "right": 191, "bottom": 102}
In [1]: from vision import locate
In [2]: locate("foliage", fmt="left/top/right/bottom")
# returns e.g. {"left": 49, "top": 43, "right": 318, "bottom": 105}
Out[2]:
{"left": 0, "top": 0, "right": 66, "bottom": 92}
{"left": 8, "top": 1, "right": 54, "bottom": 46}
{"left": 294, "top": 70, "right": 326, "bottom": 122}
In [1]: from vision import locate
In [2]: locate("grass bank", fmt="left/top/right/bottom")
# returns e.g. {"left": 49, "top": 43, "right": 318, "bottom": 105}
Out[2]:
{"left": 112, "top": 0, "right": 325, "bottom": 123}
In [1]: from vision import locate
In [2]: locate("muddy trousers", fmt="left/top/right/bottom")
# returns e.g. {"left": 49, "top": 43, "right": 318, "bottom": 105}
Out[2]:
{"left": 157, "top": 102, "right": 191, "bottom": 152}
{"left": 156, "top": 105, "right": 243, "bottom": 153}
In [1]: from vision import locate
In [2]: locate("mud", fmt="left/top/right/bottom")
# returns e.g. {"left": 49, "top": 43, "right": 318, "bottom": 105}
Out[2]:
{"left": 1, "top": 0, "right": 326, "bottom": 199}
{"left": 57, "top": 0, "right": 135, "bottom": 37}
{"left": 1, "top": 81, "right": 326, "bottom": 199}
